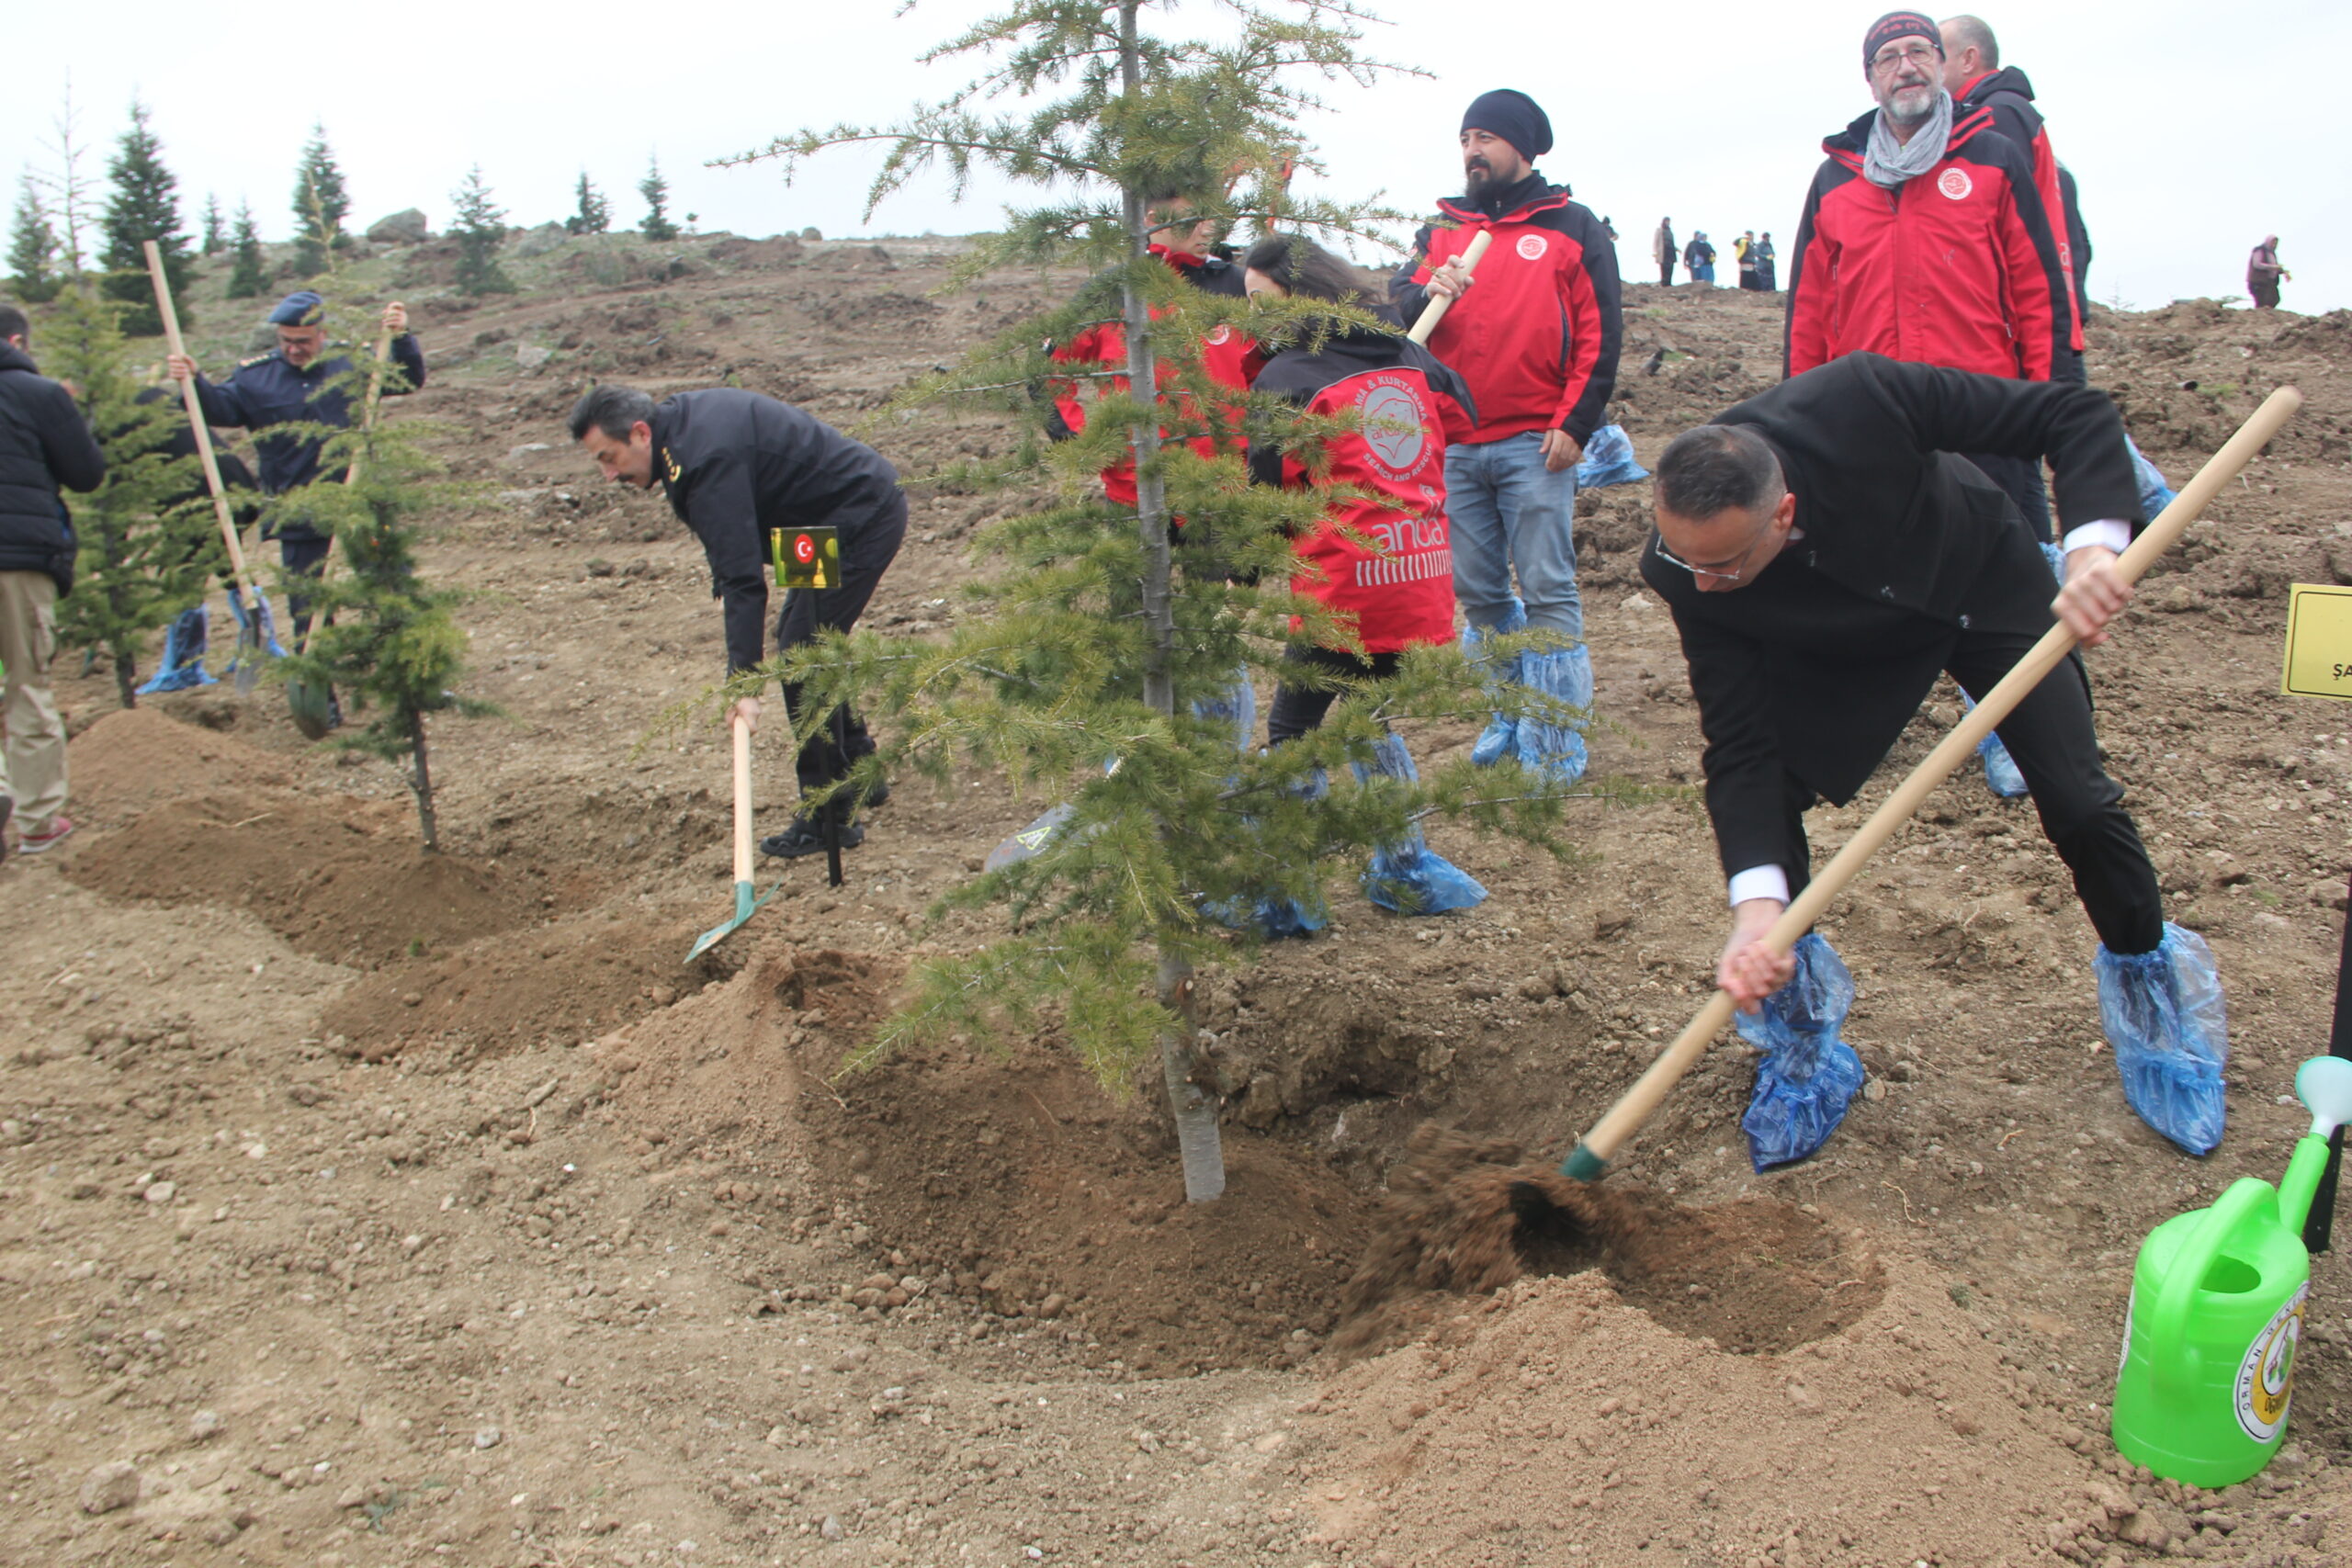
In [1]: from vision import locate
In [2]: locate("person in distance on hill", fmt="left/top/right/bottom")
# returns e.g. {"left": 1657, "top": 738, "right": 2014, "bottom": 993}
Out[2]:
{"left": 1655, "top": 217, "right": 1678, "bottom": 286}
{"left": 165, "top": 291, "right": 424, "bottom": 641}
{"left": 2247, "top": 236, "right": 2290, "bottom": 310}
{"left": 1644, "top": 354, "right": 2226, "bottom": 1163}
{"left": 569, "top": 383, "right": 903, "bottom": 859}
{"left": 1392, "top": 88, "right": 1622, "bottom": 784}
{"left": 1736, "top": 231, "right": 1761, "bottom": 290}
{"left": 1684, "top": 231, "right": 1715, "bottom": 284}
{"left": 1756, "top": 231, "right": 1779, "bottom": 292}
{"left": 0, "top": 303, "right": 107, "bottom": 859}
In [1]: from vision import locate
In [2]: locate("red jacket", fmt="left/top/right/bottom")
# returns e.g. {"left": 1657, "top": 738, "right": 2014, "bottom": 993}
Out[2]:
{"left": 1785, "top": 106, "right": 2073, "bottom": 383}
{"left": 1955, "top": 66, "right": 2086, "bottom": 353}
{"left": 1390, "top": 175, "right": 1622, "bottom": 446}
{"left": 1048, "top": 247, "right": 1258, "bottom": 506}
{"left": 1248, "top": 323, "right": 1480, "bottom": 654}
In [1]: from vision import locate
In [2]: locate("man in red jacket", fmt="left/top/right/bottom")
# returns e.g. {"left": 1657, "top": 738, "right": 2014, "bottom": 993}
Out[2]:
{"left": 1786, "top": 11, "right": 2074, "bottom": 544}
{"left": 1392, "top": 89, "right": 1622, "bottom": 784}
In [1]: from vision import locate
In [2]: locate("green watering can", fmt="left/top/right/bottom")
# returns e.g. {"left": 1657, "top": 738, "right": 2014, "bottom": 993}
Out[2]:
{"left": 2111, "top": 1055, "right": 2352, "bottom": 1485}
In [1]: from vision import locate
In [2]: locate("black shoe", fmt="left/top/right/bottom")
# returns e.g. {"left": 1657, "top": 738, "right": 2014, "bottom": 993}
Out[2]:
{"left": 760, "top": 815, "right": 866, "bottom": 860}
{"left": 861, "top": 776, "right": 890, "bottom": 809}
{"left": 0, "top": 795, "right": 12, "bottom": 867}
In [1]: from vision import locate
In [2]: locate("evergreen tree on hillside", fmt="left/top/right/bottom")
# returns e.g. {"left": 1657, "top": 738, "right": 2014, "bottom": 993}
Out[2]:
{"left": 7, "top": 174, "right": 62, "bottom": 303}
{"left": 638, "top": 158, "right": 677, "bottom": 241}
{"left": 565, "top": 171, "right": 611, "bottom": 235}
{"left": 226, "top": 200, "right": 266, "bottom": 299}
{"left": 291, "top": 125, "right": 350, "bottom": 272}
{"left": 46, "top": 283, "right": 213, "bottom": 707}
{"left": 199, "top": 193, "right": 224, "bottom": 256}
{"left": 731, "top": 1, "right": 1585, "bottom": 1202}
{"left": 98, "top": 98, "right": 193, "bottom": 336}
{"left": 449, "top": 166, "right": 514, "bottom": 296}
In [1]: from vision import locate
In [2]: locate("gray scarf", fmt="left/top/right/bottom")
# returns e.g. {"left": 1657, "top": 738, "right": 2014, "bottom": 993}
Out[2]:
{"left": 1862, "top": 90, "right": 1953, "bottom": 189}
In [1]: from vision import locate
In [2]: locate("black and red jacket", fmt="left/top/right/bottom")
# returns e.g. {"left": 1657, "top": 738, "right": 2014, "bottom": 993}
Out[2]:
{"left": 1955, "top": 66, "right": 2087, "bottom": 353}
{"left": 1048, "top": 246, "right": 1259, "bottom": 507}
{"left": 1785, "top": 105, "right": 2074, "bottom": 384}
{"left": 1247, "top": 322, "right": 1479, "bottom": 654}
{"left": 1390, "top": 174, "right": 1622, "bottom": 447}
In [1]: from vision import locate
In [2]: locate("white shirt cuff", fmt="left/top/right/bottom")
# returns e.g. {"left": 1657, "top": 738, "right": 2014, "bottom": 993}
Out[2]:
{"left": 2062, "top": 519, "right": 2131, "bottom": 558}
{"left": 1727, "top": 866, "right": 1791, "bottom": 908}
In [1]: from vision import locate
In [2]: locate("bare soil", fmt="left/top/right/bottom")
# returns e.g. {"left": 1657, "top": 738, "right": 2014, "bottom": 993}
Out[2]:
{"left": 4, "top": 229, "right": 2350, "bottom": 1566}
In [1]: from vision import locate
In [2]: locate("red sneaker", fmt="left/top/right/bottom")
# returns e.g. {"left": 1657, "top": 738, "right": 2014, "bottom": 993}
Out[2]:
{"left": 17, "top": 816, "right": 74, "bottom": 855}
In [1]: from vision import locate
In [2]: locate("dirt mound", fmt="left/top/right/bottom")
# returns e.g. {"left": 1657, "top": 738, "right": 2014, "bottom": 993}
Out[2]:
{"left": 67, "top": 707, "right": 297, "bottom": 826}
{"left": 1340, "top": 1127, "right": 1883, "bottom": 1356}
{"left": 64, "top": 788, "right": 543, "bottom": 967}
{"left": 318, "top": 910, "right": 734, "bottom": 1058}
{"left": 1293, "top": 1266, "right": 2116, "bottom": 1568}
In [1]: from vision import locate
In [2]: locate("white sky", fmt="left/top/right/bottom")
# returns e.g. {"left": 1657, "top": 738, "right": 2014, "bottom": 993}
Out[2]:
{"left": 9, "top": 0, "right": 2348, "bottom": 316}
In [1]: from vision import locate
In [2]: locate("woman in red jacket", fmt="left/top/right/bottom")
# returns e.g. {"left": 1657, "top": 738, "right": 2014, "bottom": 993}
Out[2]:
{"left": 1241, "top": 233, "right": 1486, "bottom": 915}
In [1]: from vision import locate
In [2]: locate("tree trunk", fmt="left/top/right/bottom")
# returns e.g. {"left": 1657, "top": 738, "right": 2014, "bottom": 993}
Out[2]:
{"left": 111, "top": 639, "right": 138, "bottom": 710}
{"left": 407, "top": 708, "right": 439, "bottom": 852}
{"left": 1156, "top": 946, "right": 1225, "bottom": 1203}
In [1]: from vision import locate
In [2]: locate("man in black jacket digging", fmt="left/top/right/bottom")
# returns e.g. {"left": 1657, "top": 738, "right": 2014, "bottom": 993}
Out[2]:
{"left": 0, "top": 304, "right": 107, "bottom": 857}
{"left": 1643, "top": 354, "right": 2226, "bottom": 1162}
{"left": 570, "top": 383, "right": 905, "bottom": 858}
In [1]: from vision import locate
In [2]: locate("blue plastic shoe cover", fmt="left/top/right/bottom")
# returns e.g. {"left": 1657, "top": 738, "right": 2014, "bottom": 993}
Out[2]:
{"left": 1199, "top": 758, "right": 1329, "bottom": 937}
{"left": 136, "top": 604, "right": 219, "bottom": 694}
{"left": 1507, "top": 643, "right": 1592, "bottom": 786}
{"left": 1959, "top": 691, "right": 2030, "bottom": 799}
{"left": 1192, "top": 668, "right": 1256, "bottom": 754}
{"left": 1573, "top": 423, "right": 1651, "bottom": 490}
{"left": 2041, "top": 540, "right": 2066, "bottom": 583}
{"left": 1736, "top": 931, "right": 1868, "bottom": 1171}
{"left": 2125, "top": 435, "right": 2177, "bottom": 520}
{"left": 2097, "top": 921, "right": 2227, "bottom": 1156}
{"left": 1352, "top": 732, "right": 1487, "bottom": 915}
{"left": 226, "top": 589, "right": 290, "bottom": 660}
{"left": 1463, "top": 600, "right": 1526, "bottom": 767}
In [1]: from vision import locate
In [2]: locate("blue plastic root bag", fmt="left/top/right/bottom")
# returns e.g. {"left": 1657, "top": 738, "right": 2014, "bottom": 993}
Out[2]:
{"left": 2097, "top": 921, "right": 2228, "bottom": 1156}
{"left": 1463, "top": 599, "right": 1526, "bottom": 766}
{"left": 1353, "top": 732, "right": 1486, "bottom": 915}
{"left": 224, "top": 588, "right": 289, "bottom": 664}
{"left": 1573, "top": 423, "right": 1650, "bottom": 490}
{"left": 1736, "top": 932, "right": 1868, "bottom": 1171}
{"left": 136, "top": 604, "right": 218, "bottom": 694}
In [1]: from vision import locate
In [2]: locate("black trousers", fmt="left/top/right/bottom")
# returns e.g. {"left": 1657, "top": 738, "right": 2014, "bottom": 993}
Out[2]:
{"left": 1962, "top": 452, "right": 2053, "bottom": 543}
{"left": 1658, "top": 261, "right": 1676, "bottom": 286}
{"left": 777, "top": 498, "right": 906, "bottom": 797}
{"left": 279, "top": 533, "right": 332, "bottom": 641}
{"left": 1769, "top": 629, "right": 2164, "bottom": 955}
{"left": 1267, "top": 644, "right": 1400, "bottom": 746}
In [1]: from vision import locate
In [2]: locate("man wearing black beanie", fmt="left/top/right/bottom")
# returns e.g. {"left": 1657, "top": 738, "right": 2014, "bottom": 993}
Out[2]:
{"left": 1391, "top": 89, "right": 1622, "bottom": 786}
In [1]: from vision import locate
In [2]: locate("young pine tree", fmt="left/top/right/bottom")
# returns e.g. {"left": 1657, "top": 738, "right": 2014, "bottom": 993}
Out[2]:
{"left": 7, "top": 173, "right": 62, "bottom": 303}
{"left": 199, "top": 193, "right": 224, "bottom": 256}
{"left": 98, "top": 98, "right": 193, "bottom": 336}
{"left": 735, "top": 1, "right": 1583, "bottom": 1201}
{"left": 291, "top": 125, "right": 350, "bottom": 273}
{"left": 45, "top": 283, "right": 213, "bottom": 707}
{"left": 566, "top": 171, "right": 611, "bottom": 235}
{"left": 638, "top": 158, "right": 677, "bottom": 241}
{"left": 226, "top": 201, "right": 266, "bottom": 299}
{"left": 448, "top": 166, "right": 515, "bottom": 296}
{"left": 271, "top": 333, "right": 487, "bottom": 850}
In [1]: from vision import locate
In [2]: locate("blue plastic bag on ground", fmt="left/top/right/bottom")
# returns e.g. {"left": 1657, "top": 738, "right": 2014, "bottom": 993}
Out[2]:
{"left": 1736, "top": 931, "right": 1868, "bottom": 1171}
{"left": 1353, "top": 732, "right": 1486, "bottom": 915}
{"left": 136, "top": 604, "right": 218, "bottom": 694}
{"left": 1574, "top": 423, "right": 1649, "bottom": 490}
{"left": 2125, "top": 435, "right": 2177, "bottom": 520}
{"left": 1463, "top": 598, "right": 1526, "bottom": 767}
{"left": 1193, "top": 669, "right": 1255, "bottom": 753}
{"left": 2097, "top": 921, "right": 2228, "bottom": 1156}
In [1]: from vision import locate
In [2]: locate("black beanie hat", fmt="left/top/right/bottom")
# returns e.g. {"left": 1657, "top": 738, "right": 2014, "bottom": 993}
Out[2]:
{"left": 1461, "top": 89, "right": 1553, "bottom": 163}
{"left": 1862, "top": 11, "right": 1942, "bottom": 65}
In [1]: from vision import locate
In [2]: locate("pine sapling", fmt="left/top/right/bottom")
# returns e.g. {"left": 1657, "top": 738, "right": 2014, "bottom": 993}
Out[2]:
{"left": 449, "top": 166, "right": 515, "bottom": 296}
{"left": 566, "top": 172, "right": 611, "bottom": 235}
{"left": 291, "top": 125, "right": 350, "bottom": 273}
{"left": 639, "top": 158, "right": 677, "bottom": 242}
{"left": 98, "top": 97, "right": 192, "bottom": 336}
{"left": 226, "top": 201, "right": 266, "bottom": 299}
{"left": 7, "top": 172, "right": 62, "bottom": 304}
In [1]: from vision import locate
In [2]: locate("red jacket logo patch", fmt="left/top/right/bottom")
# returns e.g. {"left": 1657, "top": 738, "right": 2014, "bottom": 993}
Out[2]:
{"left": 1938, "top": 166, "right": 1973, "bottom": 201}
{"left": 1359, "top": 379, "right": 1430, "bottom": 477}
{"left": 1516, "top": 232, "right": 1549, "bottom": 261}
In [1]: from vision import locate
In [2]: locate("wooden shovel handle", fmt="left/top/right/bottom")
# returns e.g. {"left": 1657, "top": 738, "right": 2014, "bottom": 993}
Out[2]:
{"left": 144, "top": 240, "right": 254, "bottom": 604}
{"left": 1567, "top": 385, "right": 2305, "bottom": 1176}
{"left": 730, "top": 713, "right": 755, "bottom": 887}
{"left": 1407, "top": 230, "right": 1493, "bottom": 346}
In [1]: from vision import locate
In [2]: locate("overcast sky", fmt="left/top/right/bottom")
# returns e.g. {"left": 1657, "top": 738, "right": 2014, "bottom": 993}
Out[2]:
{"left": 10, "top": 0, "right": 2348, "bottom": 317}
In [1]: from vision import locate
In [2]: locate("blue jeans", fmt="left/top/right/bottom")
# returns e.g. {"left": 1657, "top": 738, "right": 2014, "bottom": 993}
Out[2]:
{"left": 1443, "top": 431, "right": 1584, "bottom": 638}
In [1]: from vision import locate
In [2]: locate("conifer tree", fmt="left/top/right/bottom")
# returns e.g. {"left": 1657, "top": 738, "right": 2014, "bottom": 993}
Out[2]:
{"left": 566, "top": 171, "right": 611, "bottom": 235}
{"left": 98, "top": 99, "right": 192, "bottom": 336}
{"left": 199, "top": 193, "right": 224, "bottom": 256}
{"left": 45, "top": 283, "right": 212, "bottom": 706}
{"left": 271, "top": 328, "right": 488, "bottom": 850}
{"left": 449, "top": 166, "right": 515, "bottom": 295}
{"left": 638, "top": 158, "right": 677, "bottom": 241}
{"left": 291, "top": 125, "right": 350, "bottom": 272}
{"left": 7, "top": 174, "right": 62, "bottom": 303}
{"left": 226, "top": 201, "right": 266, "bottom": 299}
{"left": 734, "top": 1, "right": 1583, "bottom": 1201}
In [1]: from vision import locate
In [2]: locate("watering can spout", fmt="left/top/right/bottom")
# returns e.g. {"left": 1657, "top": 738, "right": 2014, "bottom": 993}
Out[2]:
{"left": 2278, "top": 1055, "right": 2352, "bottom": 1233}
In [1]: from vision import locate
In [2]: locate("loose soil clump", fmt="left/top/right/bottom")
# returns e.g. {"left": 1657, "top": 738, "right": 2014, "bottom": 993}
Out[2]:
{"left": 64, "top": 707, "right": 295, "bottom": 826}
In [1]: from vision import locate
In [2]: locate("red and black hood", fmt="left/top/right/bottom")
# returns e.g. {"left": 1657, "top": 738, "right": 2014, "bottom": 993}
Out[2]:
{"left": 1433, "top": 173, "right": 1571, "bottom": 229}
{"left": 1821, "top": 102, "right": 1999, "bottom": 168}
{"left": 1957, "top": 65, "right": 2038, "bottom": 108}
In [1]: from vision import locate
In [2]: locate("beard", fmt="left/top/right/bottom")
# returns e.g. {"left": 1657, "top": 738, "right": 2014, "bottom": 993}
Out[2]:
{"left": 1463, "top": 158, "right": 1519, "bottom": 202}
{"left": 1881, "top": 81, "right": 1939, "bottom": 126}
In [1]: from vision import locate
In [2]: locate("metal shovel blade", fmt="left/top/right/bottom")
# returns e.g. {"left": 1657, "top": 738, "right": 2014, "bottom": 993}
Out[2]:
{"left": 288, "top": 677, "right": 336, "bottom": 740}
{"left": 688, "top": 878, "right": 779, "bottom": 962}
{"left": 232, "top": 615, "right": 264, "bottom": 695}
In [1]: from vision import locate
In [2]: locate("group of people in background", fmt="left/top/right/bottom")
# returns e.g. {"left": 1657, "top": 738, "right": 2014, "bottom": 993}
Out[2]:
{"left": 1650, "top": 222, "right": 1778, "bottom": 291}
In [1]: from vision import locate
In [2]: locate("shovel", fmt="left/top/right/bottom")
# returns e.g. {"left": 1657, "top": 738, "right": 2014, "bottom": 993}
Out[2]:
{"left": 288, "top": 326, "right": 396, "bottom": 740}
{"left": 689, "top": 712, "right": 781, "bottom": 961}
{"left": 1407, "top": 229, "right": 1493, "bottom": 346}
{"left": 1559, "top": 386, "right": 2306, "bottom": 1182}
{"left": 146, "top": 240, "right": 268, "bottom": 694}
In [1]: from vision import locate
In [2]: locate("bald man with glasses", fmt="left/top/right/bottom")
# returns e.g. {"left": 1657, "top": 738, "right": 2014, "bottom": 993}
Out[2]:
{"left": 1640, "top": 352, "right": 2229, "bottom": 1158}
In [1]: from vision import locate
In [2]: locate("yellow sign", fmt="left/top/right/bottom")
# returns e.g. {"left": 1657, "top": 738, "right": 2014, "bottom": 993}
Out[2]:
{"left": 2281, "top": 584, "right": 2352, "bottom": 701}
